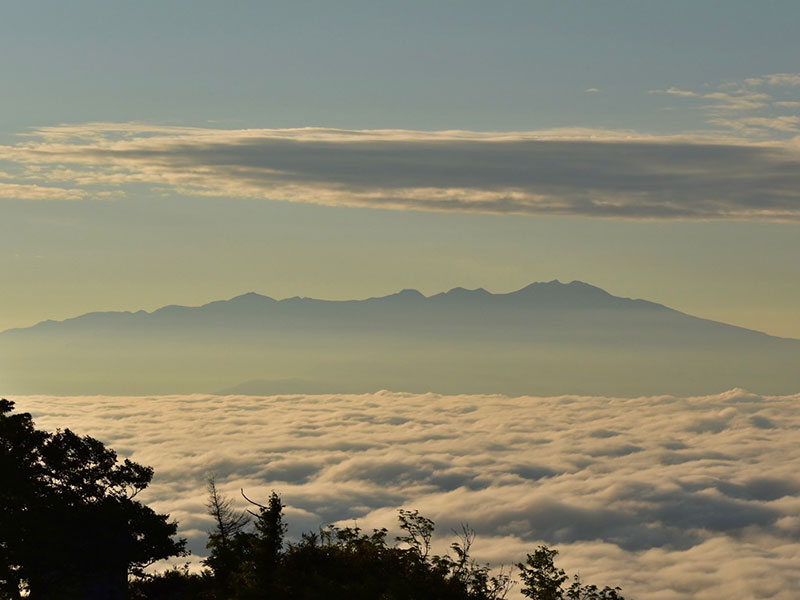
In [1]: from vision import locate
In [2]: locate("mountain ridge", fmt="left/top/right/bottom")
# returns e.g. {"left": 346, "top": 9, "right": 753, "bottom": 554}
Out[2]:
{"left": 2, "top": 280, "right": 788, "bottom": 340}
{"left": 2, "top": 280, "right": 797, "bottom": 396}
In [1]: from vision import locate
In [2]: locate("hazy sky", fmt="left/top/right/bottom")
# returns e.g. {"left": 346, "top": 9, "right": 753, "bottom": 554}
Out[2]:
{"left": 2, "top": 1, "right": 800, "bottom": 337}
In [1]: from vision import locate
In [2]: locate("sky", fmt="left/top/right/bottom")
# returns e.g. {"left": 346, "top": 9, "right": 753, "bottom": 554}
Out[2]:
{"left": 2, "top": 1, "right": 800, "bottom": 337}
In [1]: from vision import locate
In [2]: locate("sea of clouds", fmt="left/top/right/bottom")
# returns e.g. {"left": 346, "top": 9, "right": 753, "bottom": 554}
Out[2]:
{"left": 11, "top": 390, "right": 800, "bottom": 599}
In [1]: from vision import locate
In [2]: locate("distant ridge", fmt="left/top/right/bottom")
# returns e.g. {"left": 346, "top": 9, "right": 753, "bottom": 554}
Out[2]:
{"left": 0, "top": 280, "right": 735, "bottom": 333}
{"left": 1, "top": 281, "right": 797, "bottom": 396}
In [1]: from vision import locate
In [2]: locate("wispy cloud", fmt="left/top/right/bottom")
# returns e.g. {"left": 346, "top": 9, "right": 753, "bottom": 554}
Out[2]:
{"left": 650, "top": 73, "right": 800, "bottom": 138}
{"left": 649, "top": 88, "right": 770, "bottom": 111}
{"left": 2, "top": 123, "right": 800, "bottom": 221}
{"left": 744, "top": 73, "right": 800, "bottom": 87}
{"left": 708, "top": 116, "right": 800, "bottom": 134}
{"left": 12, "top": 389, "right": 800, "bottom": 600}
{"left": 0, "top": 181, "right": 86, "bottom": 200}
{"left": 649, "top": 87, "right": 699, "bottom": 98}
{"left": 702, "top": 91, "right": 770, "bottom": 111}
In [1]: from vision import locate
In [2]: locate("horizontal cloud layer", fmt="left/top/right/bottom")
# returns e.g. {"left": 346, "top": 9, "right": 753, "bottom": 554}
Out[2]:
{"left": 3, "top": 123, "right": 800, "bottom": 220}
{"left": 11, "top": 389, "right": 800, "bottom": 599}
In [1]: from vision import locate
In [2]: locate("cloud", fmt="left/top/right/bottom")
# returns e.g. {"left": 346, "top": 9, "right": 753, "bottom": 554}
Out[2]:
{"left": 650, "top": 74, "right": 800, "bottom": 141}
{"left": 2, "top": 123, "right": 800, "bottom": 221}
{"left": 745, "top": 73, "right": 800, "bottom": 87}
{"left": 10, "top": 389, "right": 800, "bottom": 600}
{"left": 0, "top": 182, "right": 86, "bottom": 200}
{"left": 702, "top": 91, "right": 770, "bottom": 112}
{"left": 650, "top": 87, "right": 771, "bottom": 110}
{"left": 709, "top": 116, "right": 800, "bottom": 133}
{"left": 649, "top": 87, "right": 700, "bottom": 98}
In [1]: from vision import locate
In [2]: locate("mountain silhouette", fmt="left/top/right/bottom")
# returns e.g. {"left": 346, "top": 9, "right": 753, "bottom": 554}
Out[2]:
{"left": 1, "top": 281, "right": 798, "bottom": 396}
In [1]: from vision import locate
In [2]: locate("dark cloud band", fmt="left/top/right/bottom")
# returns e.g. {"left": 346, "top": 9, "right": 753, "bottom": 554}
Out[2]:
{"left": 3, "top": 125, "right": 800, "bottom": 220}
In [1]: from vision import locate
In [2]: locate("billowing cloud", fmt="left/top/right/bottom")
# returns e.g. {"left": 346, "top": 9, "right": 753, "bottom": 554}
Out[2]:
{"left": 2, "top": 123, "right": 800, "bottom": 221}
{"left": 10, "top": 389, "right": 800, "bottom": 599}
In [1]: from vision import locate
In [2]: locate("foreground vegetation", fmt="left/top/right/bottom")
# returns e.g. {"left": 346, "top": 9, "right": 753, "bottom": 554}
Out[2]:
{"left": 1, "top": 399, "right": 625, "bottom": 599}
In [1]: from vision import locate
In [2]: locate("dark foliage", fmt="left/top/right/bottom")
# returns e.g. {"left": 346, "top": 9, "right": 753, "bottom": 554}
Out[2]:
{"left": 517, "top": 546, "right": 625, "bottom": 600}
{"left": 138, "top": 488, "right": 626, "bottom": 600}
{"left": 204, "top": 478, "right": 250, "bottom": 598}
{"left": 197, "top": 490, "right": 513, "bottom": 600}
{"left": 129, "top": 566, "right": 214, "bottom": 600}
{"left": 0, "top": 399, "right": 186, "bottom": 600}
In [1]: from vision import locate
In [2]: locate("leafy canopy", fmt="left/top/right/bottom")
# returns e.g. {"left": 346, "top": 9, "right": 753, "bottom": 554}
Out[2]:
{"left": 0, "top": 399, "right": 186, "bottom": 600}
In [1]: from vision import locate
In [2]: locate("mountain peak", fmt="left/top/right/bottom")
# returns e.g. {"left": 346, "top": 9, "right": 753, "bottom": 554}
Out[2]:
{"left": 368, "top": 288, "right": 426, "bottom": 303}
{"left": 516, "top": 279, "right": 604, "bottom": 292}
{"left": 396, "top": 288, "right": 425, "bottom": 298}
{"left": 230, "top": 291, "right": 273, "bottom": 301}
{"left": 445, "top": 286, "right": 490, "bottom": 295}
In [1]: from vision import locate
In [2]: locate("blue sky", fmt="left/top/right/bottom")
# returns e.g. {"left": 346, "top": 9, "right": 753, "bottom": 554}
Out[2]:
{"left": 2, "top": 1, "right": 800, "bottom": 336}
{"left": 3, "top": 1, "right": 799, "bottom": 132}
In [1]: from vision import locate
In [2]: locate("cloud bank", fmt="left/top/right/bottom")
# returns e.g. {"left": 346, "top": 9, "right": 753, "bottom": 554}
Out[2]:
{"left": 2, "top": 123, "right": 800, "bottom": 220}
{"left": 11, "top": 389, "right": 800, "bottom": 599}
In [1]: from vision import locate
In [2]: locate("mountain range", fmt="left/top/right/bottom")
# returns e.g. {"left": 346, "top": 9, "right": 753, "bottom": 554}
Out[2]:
{"left": 2, "top": 280, "right": 798, "bottom": 396}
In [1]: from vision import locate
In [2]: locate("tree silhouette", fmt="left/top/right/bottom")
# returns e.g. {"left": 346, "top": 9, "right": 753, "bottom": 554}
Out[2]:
{"left": 0, "top": 399, "right": 186, "bottom": 600}
{"left": 238, "top": 489, "right": 286, "bottom": 598}
{"left": 517, "top": 546, "right": 625, "bottom": 600}
{"left": 204, "top": 477, "right": 249, "bottom": 598}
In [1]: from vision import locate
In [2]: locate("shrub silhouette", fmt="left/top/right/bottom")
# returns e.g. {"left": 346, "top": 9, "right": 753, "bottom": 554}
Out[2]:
{"left": 138, "top": 488, "right": 627, "bottom": 600}
{"left": 197, "top": 490, "right": 513, "bottom": 600}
